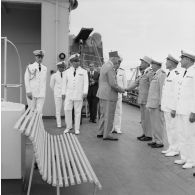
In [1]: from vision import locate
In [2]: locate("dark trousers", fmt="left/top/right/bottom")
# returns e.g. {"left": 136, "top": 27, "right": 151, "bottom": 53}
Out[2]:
{"left": 87, "top": 95, "right": 99, "bottom": 121}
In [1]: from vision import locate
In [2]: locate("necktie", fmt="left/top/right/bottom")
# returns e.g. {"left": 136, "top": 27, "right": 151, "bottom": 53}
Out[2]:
{"left": 167, "top": 71, "right": 170, "bottom": 77}
{"left": 61, "top": 72, "right": 63, "bottom": 78}
{"left": 183, "top": 70, "right": 187, "bottom": 77}
{"left": 39, "top": 64, "right": 41, "bottom": 72}
{"left": 74, "top": 68, "right": 76, "bottom": 77}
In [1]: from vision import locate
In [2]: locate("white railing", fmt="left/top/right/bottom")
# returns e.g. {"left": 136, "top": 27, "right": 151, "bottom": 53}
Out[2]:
{"left": 1, "top": 37, "right": 23, "bottom": 103}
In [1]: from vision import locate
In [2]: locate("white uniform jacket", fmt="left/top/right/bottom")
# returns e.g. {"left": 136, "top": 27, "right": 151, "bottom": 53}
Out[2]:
{"left": 117, "top": 68, "right": 127, "bottom": 98}
{"left": 24, "top": 62, "right": 47, "bottom": 98}
{"left": 62, "top": 66, "right": 89, "bottom": 100}
{"left": 161, "top": 69, "right": 180, "bottom": 112}
{"left": 50, "top": 71, "right": 64, "bottom": 97}
{"left": 174, "top": 65, "right": 195, "bottom": 115}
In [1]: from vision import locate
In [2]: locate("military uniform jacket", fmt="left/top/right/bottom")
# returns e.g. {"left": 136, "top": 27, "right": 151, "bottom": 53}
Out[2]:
{"left": 50, "top": 71, "right": 65, "bottom": 97}
{"left": 174, "top": 65, "right": 195, "bottom": 115}
{"left": 24, "top": 62, "right": 47, "bottom": 98}
{"left": 161, "top": 69, "right": 180, "bottom": 112}
{"left": 62, "top": 66, "right": 89, "bottom": 100}
{"left": 96, "top": 60, "right": 124, "bottom": 102}
{"left": 117, "top": 68, "right": 127, "bottom": 98}
{"left": 146, "top": 69, "right": 166, "bottom": 108}
{"left": 137, "top": 68, "right": 155, "bottom": 105}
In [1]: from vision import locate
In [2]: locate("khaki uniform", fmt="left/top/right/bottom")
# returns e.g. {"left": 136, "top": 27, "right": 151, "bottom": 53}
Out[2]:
{"left": 146, "top": 69, "right": 167, "bottom": 145}
{"left": 97, "top": 60, "right": 124, "bottom": 138}
{"left": 137, "top": 68, "right": 155, "bottom": 137}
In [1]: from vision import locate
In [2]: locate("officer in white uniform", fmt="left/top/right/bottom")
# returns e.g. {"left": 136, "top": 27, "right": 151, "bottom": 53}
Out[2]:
{"left": 112, "top": 57, "right": 127, "bottom": 134}
{"left": 24, "top": 50, "right": 47, "bottom": 113}
{"left": 161, "top": 55, "right": 180, "bottom": 156}
{"left": 50, "top": 61, "right": 65, "bottom": 128}
{"left": 62, "top": 53, "right": 89, "bottom": 135}
{"left": 172, "top": 51, "right": 195, "bottom": 169}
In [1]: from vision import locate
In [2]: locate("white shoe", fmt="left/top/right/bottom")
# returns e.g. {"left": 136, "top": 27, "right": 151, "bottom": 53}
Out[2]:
{"left": 165, "top": 151, "right": 179, "bottom": 157}
{"left": 174, "top": 159, "right": 186, "bottom": 165}
{"left": 57, "top": 124, "right": 62, "bottom": 128}
{"left": 182, "top": 162, "right": 195, "bottom": 169}
{"left": 117, "top": 131, "right": 122, "bottom": 134}
{"left": 75, "top": 130, "right": 80, "bottom": 135}
{"left": 64, "top": 128, "right": 70, "bottom": 134}
{"left": 161, "top": 148, "right": 171, "bottom": 154}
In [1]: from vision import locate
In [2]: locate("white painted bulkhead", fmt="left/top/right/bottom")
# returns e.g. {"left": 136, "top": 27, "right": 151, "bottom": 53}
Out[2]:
{"left": 1, "top": 0, "right": 72, "bottom": 116}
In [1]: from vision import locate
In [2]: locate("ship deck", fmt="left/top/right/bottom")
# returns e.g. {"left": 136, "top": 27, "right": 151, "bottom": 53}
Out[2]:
{"left": 2, "top": 103, "right": 195, "bottom": 195}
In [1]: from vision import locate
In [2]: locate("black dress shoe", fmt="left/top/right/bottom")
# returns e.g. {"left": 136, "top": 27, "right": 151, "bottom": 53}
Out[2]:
{"left": 103, "top": 135, "right": 118, "bottom": 141}
{"left": 112, "top": 130, "right": 117, "bottom": 134}
{"left": 34, "top": 162, "right": 38, "bottom": 169}
{"left": 151, "top": 143, "right": 164, "bottom": 148}
{"left": 193, "top": 173, "right": 195, "bottom": 177}
{"left": 148, "top": 142, "right": 156, "bottom": 146}
{"left": 91, "top": 120, "right": 96, "bottom": 123}
{"left": 140, "top": 136, "right": 152, "bottom": 141}
{"left": 137, "top": 134, "right": 145, "bottom": 140}
{"left": 97, "top": 134, "right": 103, "bottom": 138}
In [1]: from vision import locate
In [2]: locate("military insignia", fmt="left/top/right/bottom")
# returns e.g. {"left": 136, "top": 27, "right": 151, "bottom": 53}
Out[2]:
{"left": 175, "top": 70, "right": 179, "bottom": 75}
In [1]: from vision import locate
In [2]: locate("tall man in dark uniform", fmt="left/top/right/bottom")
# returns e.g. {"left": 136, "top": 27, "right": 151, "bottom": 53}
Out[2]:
{"left": 87, "top": 63, "right": 100, "bottom": 123}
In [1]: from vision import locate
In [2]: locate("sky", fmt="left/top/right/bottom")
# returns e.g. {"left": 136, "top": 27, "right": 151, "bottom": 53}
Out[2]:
{"left": 70, "top": 0, "right": 195, "bottom": 77}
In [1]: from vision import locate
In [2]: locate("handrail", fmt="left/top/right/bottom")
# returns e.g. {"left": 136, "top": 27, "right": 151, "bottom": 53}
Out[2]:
{"left": 1, "top": 37, "right": 23, "bottom": 103}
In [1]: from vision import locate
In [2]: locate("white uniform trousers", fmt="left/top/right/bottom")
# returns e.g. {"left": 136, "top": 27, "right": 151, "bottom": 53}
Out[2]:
{"left": 64, "top": 99, "right": 83, "bottom": 132}
{"left": 113, "top": 96, "right": 122, "bottom": 132}
{"left": 176, "top": 115, "right": 195, "bottom": 163}
{"left": 164, "top": 111, "right": 178, "bottom": 152}
{"left": 54, "top": 97, "right": 63, "bottom": 127}
{"left": 27, "top": 97, "right": 45, "bottom": 113}
{"left": 140, "top": 104, "right": 152, "bottom": 137}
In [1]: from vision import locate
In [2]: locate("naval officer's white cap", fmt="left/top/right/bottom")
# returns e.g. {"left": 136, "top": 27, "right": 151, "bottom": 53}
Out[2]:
{"left": 166, "top": 54, "right": 179, "bottom": 64}
{"left": 140, "top": 56, "right": 152, "bottom": 65}
{"left": 33, "top": 50, "right": 45, "bottom": 56}
{"left": 181, "top": 50, "right": 195, "bottom": 61}
{"left": 56, "top": 61, "right": 65, "bottom": 66}
{"left": 69, "top": 53, "right": 80, "bottom": 62}
{"left": 151, "top": 59, "right": 162, "bottom": 66}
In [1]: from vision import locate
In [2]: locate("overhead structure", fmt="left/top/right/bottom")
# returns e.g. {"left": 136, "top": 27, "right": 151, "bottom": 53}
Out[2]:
{"left": 70, "top": 27, "right": 104, "bottom": 68}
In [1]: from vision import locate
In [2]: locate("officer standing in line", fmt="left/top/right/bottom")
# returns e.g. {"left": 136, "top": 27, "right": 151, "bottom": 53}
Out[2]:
{"left": 161, "top": 55, "right": 180, "bottom": 156}
{"left": 126, "top": 56, "right": 154, "bottom": 141}
{"left": 24, "top": 50, "right": 47, "bottom": 113}
{"left": 172, "top": 51, "right": 195, "bottom": 169}
{"left": 146, "top": 59, "right": 167, "bottom": 148}
{"left": 112, "top": 56, "right": 127, "bottom": 134}
{"left": 50, "top": 61, "right": 65, "bottom": 128}
{"left": 62, "top": 53, "right": 89, "bottom": 135}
